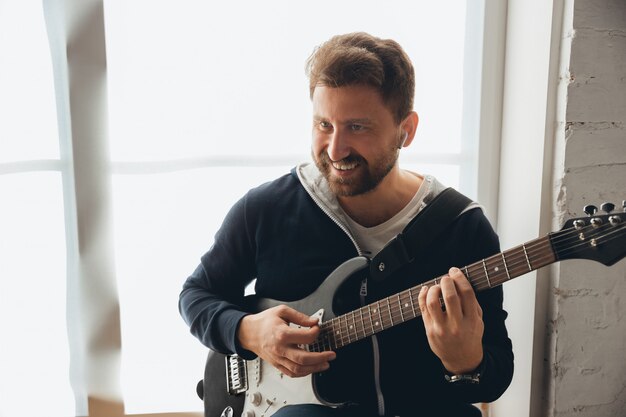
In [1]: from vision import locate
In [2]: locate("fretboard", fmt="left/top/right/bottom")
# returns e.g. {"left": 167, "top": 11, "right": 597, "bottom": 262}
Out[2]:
{"left": 308, "top": 235, "right": 555, "bottom": 352}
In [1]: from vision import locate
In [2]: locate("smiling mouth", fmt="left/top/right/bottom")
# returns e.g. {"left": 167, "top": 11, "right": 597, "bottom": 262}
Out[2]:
{"left": 331, "top": 161, "right": 359, "bottom": 171}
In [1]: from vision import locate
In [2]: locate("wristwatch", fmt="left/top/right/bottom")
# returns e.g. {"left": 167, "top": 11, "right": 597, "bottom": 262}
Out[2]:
{"left": 443, "top": 360, "right": 484, "bottom": 384}
{"left": 444, "top": 372, "right": 481, "bottom": 384}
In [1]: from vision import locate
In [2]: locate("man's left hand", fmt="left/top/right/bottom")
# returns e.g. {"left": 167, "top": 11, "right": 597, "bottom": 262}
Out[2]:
{"left": 417, "top": 267, "right": 484, "bottom": 375}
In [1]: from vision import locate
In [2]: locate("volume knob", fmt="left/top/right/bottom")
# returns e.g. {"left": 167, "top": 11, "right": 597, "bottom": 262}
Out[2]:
{"left": 250, "top": 392, "right": 262, "bottom": 406}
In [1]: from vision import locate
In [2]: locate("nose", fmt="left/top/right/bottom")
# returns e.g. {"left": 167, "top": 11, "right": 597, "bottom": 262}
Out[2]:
{"left": 326, "top": 129, "right": 350, "bottom": 162}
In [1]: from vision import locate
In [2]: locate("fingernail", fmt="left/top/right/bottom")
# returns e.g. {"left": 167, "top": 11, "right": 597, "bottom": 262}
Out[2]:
{"left": 449, "top": 267, "right": 460, "bottom": 274}
{"left": 420, "top": 285, "right": 427, "bottom": 293}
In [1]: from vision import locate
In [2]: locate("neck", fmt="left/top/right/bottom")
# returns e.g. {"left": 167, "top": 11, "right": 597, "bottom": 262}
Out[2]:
{"left": 338, "top": 168, "right": 422, "bottom": 227}
{"left": 308, "top": 234, "right": 557, "bottom": 352}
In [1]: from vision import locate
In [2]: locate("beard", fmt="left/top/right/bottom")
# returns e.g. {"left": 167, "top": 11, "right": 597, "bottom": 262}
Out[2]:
{"left": 313, "top": 148, "right": 398, "bottom": 197}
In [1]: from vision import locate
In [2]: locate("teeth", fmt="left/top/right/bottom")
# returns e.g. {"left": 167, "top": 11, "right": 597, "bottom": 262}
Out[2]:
{"left": 332, "top": 161, "right": 358, "bottom": 171}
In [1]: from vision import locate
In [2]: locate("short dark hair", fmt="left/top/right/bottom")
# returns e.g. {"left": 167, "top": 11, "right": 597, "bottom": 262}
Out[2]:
{"left": 305, "top": 32, "right": 415, "bottom": 123}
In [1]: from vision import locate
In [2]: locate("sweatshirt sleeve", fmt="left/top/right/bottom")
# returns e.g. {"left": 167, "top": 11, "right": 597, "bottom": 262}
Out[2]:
{"left": 444, "top": 209, "right": 514, "bottom": 403}
{"left": 178, "top": 193, "right": 258, "bottom": 360}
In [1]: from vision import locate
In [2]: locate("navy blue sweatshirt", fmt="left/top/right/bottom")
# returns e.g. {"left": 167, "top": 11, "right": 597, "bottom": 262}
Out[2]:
{"left": 179, "top": 168, "right": 514, "bottom": 416}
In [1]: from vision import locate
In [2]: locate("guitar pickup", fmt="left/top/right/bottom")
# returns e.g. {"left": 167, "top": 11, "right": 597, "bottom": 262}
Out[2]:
{"left": 225, "top": 354, "right": 248, "bottom": 395}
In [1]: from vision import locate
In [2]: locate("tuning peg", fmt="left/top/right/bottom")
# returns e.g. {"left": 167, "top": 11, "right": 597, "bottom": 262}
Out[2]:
{"left": 583, "top": 205, "right": 598, "bottom": 216}
{"left": 601, "top": 202, "right": 615, "bottom": 213}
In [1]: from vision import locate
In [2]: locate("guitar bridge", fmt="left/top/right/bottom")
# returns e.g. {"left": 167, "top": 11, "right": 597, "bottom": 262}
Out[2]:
{"left": 225, "top": 354, "right": 248, "bottom": 395}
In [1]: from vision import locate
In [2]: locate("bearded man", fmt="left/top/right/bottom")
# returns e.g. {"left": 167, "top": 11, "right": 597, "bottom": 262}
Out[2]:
{"left": 179, "top": 32, "right": 514, "bottom": 417}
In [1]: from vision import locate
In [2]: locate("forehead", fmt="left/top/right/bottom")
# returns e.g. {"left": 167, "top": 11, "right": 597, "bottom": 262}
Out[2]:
{"left": 312, "top": 85, "right": 394, "bottom": 123}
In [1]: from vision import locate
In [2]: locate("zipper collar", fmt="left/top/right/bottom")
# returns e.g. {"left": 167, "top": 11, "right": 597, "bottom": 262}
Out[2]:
{"left": 296, "top": 162, "right": 365, "bottom": 256}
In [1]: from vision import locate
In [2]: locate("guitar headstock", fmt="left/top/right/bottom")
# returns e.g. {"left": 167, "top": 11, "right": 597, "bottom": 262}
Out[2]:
{"left": 552, "top": 202, "right": 626, "bottom": 266}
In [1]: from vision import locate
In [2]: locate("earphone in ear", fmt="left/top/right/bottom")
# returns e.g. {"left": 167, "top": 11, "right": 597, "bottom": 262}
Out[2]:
{"left": 398, "top": 131, "right": 408, "bottom": 149}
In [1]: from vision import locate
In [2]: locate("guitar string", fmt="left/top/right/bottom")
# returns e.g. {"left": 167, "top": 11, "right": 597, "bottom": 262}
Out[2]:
{"left": 322, "top": 227, "right": 622, "bottom": 350}
{"left": 319, "top": 234, "right": 552, "bottom": 342}
{"left": 314, "top": 248, "right": 607, "bottom": 350}
{"left": 310, "top": 222, "right": 625, "bottom": 351}
{"left": 550, "top": 222, "right": 625, "bottom": 257}
{"left": 312, "top": 223, "right": 626, "bottom": 350}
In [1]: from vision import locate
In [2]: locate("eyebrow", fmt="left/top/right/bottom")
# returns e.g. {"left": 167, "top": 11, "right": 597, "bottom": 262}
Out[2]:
{"left": 313, "top": 116, "right": 374, "bottom": 125}
{"left": 345, "top": 118, "right": 373, "bottom": 125}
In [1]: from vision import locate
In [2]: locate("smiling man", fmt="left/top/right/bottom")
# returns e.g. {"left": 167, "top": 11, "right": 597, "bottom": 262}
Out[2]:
{"left": 312, "top": 84, "right": 421, "bottom": 227}
{"left": 180, "top": 33, "right": 513, "bottom": 417}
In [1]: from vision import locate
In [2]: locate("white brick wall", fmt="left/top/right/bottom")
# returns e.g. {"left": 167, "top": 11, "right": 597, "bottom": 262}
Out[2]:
{"left": 550, "top": 0, "right": 626, "bottom": 415}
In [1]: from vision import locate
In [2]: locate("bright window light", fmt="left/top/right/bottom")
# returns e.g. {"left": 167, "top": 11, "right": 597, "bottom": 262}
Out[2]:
{"left": 0, "top": 0, "right": 59, "bottom": 162}
{"left": 0, "top": 173, "right": 73, "bottom": 417}
{"left": 0, "top": 1, "right": 73, "bottom": 416}
{"left": 104, "top": 1, "right": 468, "bottom": 413}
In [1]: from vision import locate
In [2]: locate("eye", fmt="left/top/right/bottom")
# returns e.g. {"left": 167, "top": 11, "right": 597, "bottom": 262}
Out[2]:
{"left": 350, "top": 124, "right": 364, "bottom": 131}
{"left": 318, "top": 120, "right": 332, "bottom": 130}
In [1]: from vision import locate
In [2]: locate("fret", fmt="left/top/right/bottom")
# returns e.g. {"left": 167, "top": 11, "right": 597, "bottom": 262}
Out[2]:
{"left": 346, "top": 313, "right": 352, "bottom": 341}
{"left": 522, "top": 244, "right": 532, "bottom": 271}
{"left": 334, "top": 318, "right": 344, "bottom": 348}
{"left": 345, "top": 313, "right": 352, "bottom": 340}
{"left": 367, "top": 305, "right": 376, "bottom": 334}
{"left": 339, "top": 318, "right": 347, "bottom": 347}
{"left": 365, "top": 307, "right": 373, "bottom": 337}
{"left": 386, "top": 298, "right": 394, "bottom": 326}
{"left": 354, "top": 311, "right": 363, "bottom": 340}
{"left": 326, "top": 327, "right": 333, "bottom": 351}
{"left": 482, "top": 259, "right": 492, "bottom": 288}
{"left": 321, "top": 323, "right": 330, "bottom": 351}
{"left": 359, "top": 307, "right": 367, "bottom": 338}
{"left": 485, "top": 256, "right": 504, "bottom": 287}
{"left": 347, "top": 315, "right": 355, "bottom": 343}
{"left": 501, "top": 252, "right": 511, "bottom": 280}
{"left": 466, "top": 265, "right": 477, "bottom": 288}
{"left": 397, "top": 294, "right": 404, "bottom": 322}
{"left": 376, "top": 302, "right": 384, "bottom": 330}
{"left": 314, "top": 326, "right": 321, "bottom": 351}
{"left": 326, "top": 324, "right": 335, "bottom": 350}
{"left": 331, "top": 319, "right": 340, "bottom": 348}
{"left": 337, "top": 316, "right": 350, "bottom": 346}
{"left": 348, "top": 315, "right": 354, "bottom": 343}
{"left": 463, "top": 266, "right": 470, "bottom": 281}
{"left": 328, "top": 320, "right": 336, "bottom": 349}
{"left": 408, "top": 287, "right": 417, "bottom": 317}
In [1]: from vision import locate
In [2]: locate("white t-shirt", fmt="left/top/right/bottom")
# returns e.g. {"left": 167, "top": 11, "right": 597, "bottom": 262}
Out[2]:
{"left": 340, "top": 175, "right": 435, "bottom": 258}
{"left": 296, "top": 162, "right": 478, "bottom": 258}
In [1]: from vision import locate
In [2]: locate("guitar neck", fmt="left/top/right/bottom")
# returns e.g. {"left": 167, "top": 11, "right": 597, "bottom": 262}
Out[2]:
{"left": 309, "top": 235, "right": 555, "bottom": 352}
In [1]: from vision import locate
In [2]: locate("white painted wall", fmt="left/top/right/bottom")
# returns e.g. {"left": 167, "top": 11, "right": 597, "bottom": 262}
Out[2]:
{"left": 489, "top": 1, "right": 559, "bottom": 416}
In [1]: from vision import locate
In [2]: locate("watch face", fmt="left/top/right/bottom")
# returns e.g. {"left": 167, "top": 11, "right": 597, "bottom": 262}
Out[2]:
{"left": 444, "top": 373, "right": 481, "bottom": 384}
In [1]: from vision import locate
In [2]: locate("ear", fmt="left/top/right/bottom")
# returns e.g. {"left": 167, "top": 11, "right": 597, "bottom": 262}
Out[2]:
{"left": 399, "top": 112, "right": 419, "bottom": 148}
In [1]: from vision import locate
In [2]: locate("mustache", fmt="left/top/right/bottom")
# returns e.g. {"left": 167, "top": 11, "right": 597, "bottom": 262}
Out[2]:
{"left": 318, "top": 152, "right": 366, "bottom": 167}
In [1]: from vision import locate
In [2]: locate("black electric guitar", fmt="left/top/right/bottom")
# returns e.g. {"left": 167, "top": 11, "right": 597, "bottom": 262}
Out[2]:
{"left": 200, "top": 204, "right": 626, "bottom": 417}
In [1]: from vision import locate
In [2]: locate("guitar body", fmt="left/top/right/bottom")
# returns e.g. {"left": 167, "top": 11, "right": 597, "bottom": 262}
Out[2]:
{"left": 202, "top": 351, "right": 245, "bottom": 417}
{"left": 202, "top": 257, "right": 371, "bottom": 417}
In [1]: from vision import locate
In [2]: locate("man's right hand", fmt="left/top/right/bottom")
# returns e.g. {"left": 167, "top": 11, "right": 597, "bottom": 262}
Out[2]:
{"left": 237, "top": 305, "right": 336, "bottom": 378}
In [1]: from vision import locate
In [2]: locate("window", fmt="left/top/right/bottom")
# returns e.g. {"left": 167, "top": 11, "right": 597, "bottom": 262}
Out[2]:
{"left": 0, "top": 1, "right": 74, "bottom": 416}
{"left": 2, "top": 0, "right": 490, "bottom": 415}
{"left": 103, "top": 1, "right": 472, "bottom": 413}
